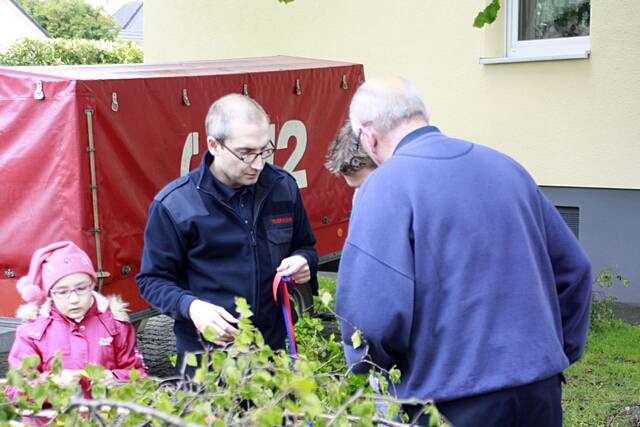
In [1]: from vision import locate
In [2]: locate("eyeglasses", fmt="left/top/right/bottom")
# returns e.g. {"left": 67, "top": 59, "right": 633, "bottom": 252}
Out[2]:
{"left": 50, "top": 281, "right": 93, "bottom": 298}
{"left": 218, "top": 140, "right": 275, "bottom": 164}
{"left": 339, "top": 157, "right": 367, "bottom": 175}
{"left": 355, "top": 129, "right": 363, "bottom": 150}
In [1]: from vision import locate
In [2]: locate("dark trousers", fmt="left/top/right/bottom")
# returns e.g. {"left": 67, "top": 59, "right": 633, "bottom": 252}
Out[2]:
{"left": 405, "top": 374, "right": 563, "bottom": 427}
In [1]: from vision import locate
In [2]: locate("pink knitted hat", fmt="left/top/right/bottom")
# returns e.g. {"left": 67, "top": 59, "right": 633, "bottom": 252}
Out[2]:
{"left": 16, "top": 241, "right": 97, "bottom": 304}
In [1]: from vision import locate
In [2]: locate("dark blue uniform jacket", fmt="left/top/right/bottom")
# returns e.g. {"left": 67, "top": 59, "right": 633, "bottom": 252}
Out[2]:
{"left": 137, "top": 153, "right": 318, "bottom": 352}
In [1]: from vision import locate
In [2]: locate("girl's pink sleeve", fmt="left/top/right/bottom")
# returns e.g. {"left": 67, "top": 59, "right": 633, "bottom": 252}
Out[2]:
{"left": 5, "top": 327, "right": 47, "bottom": 401}
{"left": 110, "top": 321, "right": 148, "bottom": 380}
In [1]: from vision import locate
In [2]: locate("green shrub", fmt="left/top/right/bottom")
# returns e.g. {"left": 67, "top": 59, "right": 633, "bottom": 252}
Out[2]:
{"left": 0, "top": 37, "right": 143, "bottom": 66}
{"left": 591, "top": 268, "right": 632, "bottom": 328}
{"left": 4, "top": 297, "right": 444, "bottom": 426}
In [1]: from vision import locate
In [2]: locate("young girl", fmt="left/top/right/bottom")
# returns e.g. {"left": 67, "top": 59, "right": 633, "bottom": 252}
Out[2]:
{"left": 8, "top": 240, "right": 147, "bottom": 394}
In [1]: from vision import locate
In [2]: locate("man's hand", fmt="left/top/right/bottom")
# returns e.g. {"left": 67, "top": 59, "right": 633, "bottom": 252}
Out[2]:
{"left": 188, "top": 299, "right": 239, "bottom": 343}
{"left": 276, "top": 255, "right": 310, "bottom": 284}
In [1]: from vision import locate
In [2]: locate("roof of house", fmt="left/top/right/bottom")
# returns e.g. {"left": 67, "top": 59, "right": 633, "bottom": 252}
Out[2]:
{"left": 6, "top": 0, "right": 49, "bottom": 37}
{"left": 113, "top": 1, "right": 143, "bottom": 47}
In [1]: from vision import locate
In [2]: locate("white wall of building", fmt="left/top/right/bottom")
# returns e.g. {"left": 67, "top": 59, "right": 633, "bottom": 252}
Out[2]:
{"left": 0, "top": 0, "right": 47, "bottom": 52}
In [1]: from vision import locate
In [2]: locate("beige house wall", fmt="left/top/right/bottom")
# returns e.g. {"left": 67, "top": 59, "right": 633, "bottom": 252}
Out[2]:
{"left": 145, "top": 0, "right": 640, "bottom": 189}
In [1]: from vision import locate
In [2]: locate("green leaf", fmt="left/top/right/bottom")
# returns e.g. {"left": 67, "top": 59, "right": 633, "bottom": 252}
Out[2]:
{"left": 21, "top": 354, "right": 41, "bottom": 370}
{"left": 473, "top": 0, "right": 501, "bottom": 29}
{"left": 235, "top": 297, "right": 254, "bottom": 319}
{"left": 300, "top": 393, "right": 323, "bottom": 418}
{"left": 425, "top": 404, "right": 442, "bottom": 427}
{"left": 129, "top": 368, "right": 139, "bottom": 382}
{"left": 0, "top": 403, "right": 16, "bottom": 421}
{"left": 389, "top": 367, "right": 402, "bottom": 384}
{"left": 320, "top": 289, "right": 333, "bottom": 307}
{"left": 202, "top": 325, "right": 219, "bottom": 343}
{"left": 155, "top": 393, "right": 173, "bottom": 414}
{"left": 84, "top": 364, "right": 105, "bottom": 381}
{"left": 254, "top": 405, "right": 283, "bottom": 426}
{"left": 351, "top": 330, "right": 362, "bottom": 349}
{"left": 185, "top": 353, "right": 198, "bottom": 367}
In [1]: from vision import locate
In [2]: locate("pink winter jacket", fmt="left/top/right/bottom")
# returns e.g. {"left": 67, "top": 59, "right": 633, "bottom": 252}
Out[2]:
{"left": 7, "top": 292, "right": 147, "bottom": 394}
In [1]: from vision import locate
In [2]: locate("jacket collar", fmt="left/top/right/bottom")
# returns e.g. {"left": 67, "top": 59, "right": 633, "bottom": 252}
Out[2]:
{"left": 18, "top": 292, "right": 129, "bottom": 340}
{"left": 393, "top": 125, "right": 441, "bottom": 154}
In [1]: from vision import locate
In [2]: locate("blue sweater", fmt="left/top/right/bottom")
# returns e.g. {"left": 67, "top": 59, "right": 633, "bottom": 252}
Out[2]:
{"left": 336, "top": 126, "right": 592, "bottom": 402}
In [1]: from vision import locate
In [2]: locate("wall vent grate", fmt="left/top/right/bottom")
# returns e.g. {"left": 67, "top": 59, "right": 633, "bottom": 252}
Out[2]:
{"left": 556, "top": 206, "right": 580, "bottom": 239}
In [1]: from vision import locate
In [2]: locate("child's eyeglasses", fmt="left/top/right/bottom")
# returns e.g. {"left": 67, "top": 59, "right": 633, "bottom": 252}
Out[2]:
{"left": 50, "top": 282, "right": 93, "bottom": 298}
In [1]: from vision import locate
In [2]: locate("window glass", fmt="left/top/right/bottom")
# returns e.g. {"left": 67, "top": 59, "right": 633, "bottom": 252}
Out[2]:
{"left": 518, "top": 0, "right": 590, "bottom": 41}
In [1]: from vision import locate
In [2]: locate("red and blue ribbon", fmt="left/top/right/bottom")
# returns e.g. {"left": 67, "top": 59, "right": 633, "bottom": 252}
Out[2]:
{"left": 272, "top": 273, "right": 298, "bottom": 363}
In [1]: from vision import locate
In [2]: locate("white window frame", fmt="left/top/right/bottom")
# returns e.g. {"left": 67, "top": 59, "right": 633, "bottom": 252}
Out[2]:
{"left": 507, "top": 0, "right": 590, "bottom": 58}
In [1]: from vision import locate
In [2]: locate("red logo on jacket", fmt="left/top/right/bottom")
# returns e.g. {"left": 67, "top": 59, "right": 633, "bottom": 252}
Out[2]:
{"left": 272, "top": 216, "right": 293, "bottom": 225}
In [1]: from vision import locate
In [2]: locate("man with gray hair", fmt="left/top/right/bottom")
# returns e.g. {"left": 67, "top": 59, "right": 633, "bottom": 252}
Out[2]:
{"left": 137, "top": 94, "right": 318, "bottom": 372}
{"left": 336, "top": 77, "right": 592, "bottom": 426}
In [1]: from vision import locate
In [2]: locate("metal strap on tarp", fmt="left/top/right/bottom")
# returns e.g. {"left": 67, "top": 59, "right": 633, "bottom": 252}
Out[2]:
{"left": 84, "top": 109, "right": 110, "bottom": 290}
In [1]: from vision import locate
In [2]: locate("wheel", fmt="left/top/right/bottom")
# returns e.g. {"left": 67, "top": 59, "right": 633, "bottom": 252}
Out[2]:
{"left": 136, "top": 314, "right": 176, "bottom": 378}
{"left": 290, "top": 281, "right": 314, "bottom": 317}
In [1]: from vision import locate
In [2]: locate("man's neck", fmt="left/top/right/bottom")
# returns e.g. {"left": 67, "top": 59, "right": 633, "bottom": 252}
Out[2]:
{"left": 380, "top": 118, "right": 429, "bottom": 161}
{"left": 209, "top": 159, "right": 241, "bottom": 189}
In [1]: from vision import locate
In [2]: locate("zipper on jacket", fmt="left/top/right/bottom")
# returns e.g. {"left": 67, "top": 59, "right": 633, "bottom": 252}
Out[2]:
{"left": 196, "top": 175, "right": 283, "bottom": 319}
{"left": 249, "top": 176, "right": 282, "bottom": 319}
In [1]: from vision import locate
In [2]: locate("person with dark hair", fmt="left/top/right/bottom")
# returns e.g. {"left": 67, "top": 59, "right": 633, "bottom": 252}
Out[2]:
{"left": 325, "top": 120, "right": 377, "bottom": 189}
{"left": 137, "top": 94, "right": 318, "bottom": 373}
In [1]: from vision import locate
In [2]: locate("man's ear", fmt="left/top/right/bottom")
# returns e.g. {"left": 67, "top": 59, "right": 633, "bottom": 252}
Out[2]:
{"left": 207, "top": 137, "right": 220, "bottom": 155}
{"left": 362, "top": 128, "right": 378, "bottom": 155}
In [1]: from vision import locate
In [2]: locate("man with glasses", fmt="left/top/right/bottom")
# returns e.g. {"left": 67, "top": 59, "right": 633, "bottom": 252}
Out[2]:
{"left": 336, "top": 77, "right": 592, "bottom": 426}
{"left": 137, "top": 94, "right": 318, "bottom": 373}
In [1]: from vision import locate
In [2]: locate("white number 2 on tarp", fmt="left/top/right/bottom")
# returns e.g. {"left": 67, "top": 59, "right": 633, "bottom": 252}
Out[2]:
{"left": 179, "top": 120, "right": 308, "bottom": 189}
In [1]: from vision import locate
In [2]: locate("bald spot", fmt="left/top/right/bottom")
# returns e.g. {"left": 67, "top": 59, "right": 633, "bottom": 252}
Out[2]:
{"left": 215, "top": 94, "right": 268, "bottom": 131}
{"left": 363, "top": 76, "right": 407, "bottom": 97}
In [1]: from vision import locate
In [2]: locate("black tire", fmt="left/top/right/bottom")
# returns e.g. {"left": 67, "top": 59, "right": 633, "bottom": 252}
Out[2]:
{"left": 0, "top": 352, "right": 8, "bottom": 377}
{"left": 136, "top": 314, "right": 176, "bottom": 378}
{"left": 290, "top": 281, "right": 314, "bottom": 317}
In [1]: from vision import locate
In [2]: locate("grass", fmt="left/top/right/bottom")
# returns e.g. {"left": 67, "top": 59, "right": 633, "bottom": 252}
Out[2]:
{"left": 563, "top": 320, "right": 640, "bottom": 426}
{"left": 315, "top": 276, "right": 640, "bottom": 426}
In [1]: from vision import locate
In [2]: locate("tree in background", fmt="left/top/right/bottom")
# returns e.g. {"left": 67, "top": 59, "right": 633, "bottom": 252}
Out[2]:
{"left": 0, "top": 0, "right": 143, "bottom": 65}
{"left": 17, "top": 0, "right": 120, "bottom": 41}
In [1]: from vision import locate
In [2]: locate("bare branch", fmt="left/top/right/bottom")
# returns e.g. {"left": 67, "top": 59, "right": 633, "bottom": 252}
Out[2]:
{"left": 326, "top": 388, "right": 363, "bottom": 426}
{"left": 282, "top": 408, "right": 422, "bottom": 427}
{"left": 67, "top": 396, "right": 202, "bottom": 427}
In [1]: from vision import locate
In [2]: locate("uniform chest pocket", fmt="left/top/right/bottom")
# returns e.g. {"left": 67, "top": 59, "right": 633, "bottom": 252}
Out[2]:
{"left": 267, "top": 226, "right": 293, "bottom": 244}
{"left": 266, "top": 225, "right": 293, "bottom": 264}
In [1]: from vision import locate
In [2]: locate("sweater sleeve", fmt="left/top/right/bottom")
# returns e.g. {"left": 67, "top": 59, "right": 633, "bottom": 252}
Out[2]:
{"left": 336, "top": 180, "right": 415, "bottom": 374}
{"left": 336, "top": 242, "right": 415, "bottom": 373}
{"left": 540, "top": 190, "right": 593, "bottom": 364}
{"left": 110, "top": 321, "right": 148, "bottom": 380}
{"left": 136, "top": 201, "right": 197, "bottom": 321}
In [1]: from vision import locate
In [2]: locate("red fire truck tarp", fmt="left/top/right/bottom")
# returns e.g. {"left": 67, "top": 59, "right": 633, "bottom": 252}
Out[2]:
{"left": 0, "top": 56, "right": 364, "bottom": 318}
